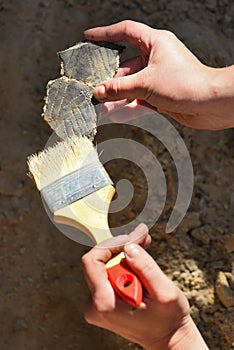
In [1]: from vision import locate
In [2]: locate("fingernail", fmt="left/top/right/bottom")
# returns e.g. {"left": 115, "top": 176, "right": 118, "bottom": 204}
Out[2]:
{"left": 94, "top": 85, "right": 107, "bottom": 99}
{"left": 124, "top": 243, "right": 140, "bottom": 257}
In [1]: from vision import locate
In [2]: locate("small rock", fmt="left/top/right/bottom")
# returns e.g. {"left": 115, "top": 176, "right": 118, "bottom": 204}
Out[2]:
{"left": 39, "top": 325, "right": 45, "bottom": 332}
{"left": 179, "top": 212, "right": 201, "bottom": 233}
{"left": 225, "top": 272, "right": 234, "bottom": 290}
{"left": 191, "top": 276, "right": 207, "bottom": 290}
{"left": 19, "top": 245, "right": 26, "bottom": 254}
{"left": 225, "top": 234, "right": 234, "bottom": 253}
{"left": 185, "top": 259, "right": 198, "bottom": 272}
{"left": 191, "top": 225, "right": 211, "bottom": 245}
{"left": 215, "top": 271, "right": 234, "bottom": 308}
{"left": 195, "top": 288, "right": 215, "bottom": 308}
{"left": 206, "top": 0, "right": 217, "bottom": 11}
{"left": 187, "top": 287, "right": 214, "bottom": 308}
{"left": 13, "top": 317, "right": 28, "bottom": 331}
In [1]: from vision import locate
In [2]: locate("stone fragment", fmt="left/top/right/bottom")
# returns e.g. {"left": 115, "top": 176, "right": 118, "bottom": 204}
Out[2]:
{"left": 215, "top": 271, "right": 234, "bottom": 308}
{"left": 190, "top": 225, "right": 211, "bottom": 245}
{"left": 178, "top": 212, "right": 201, "bottom": 232}
{"left": 13, "top": 317, "right": 28, "bottom": 331}
{"left": 225, "top": 234, "right": 234, "bottom": 253}
{"left": 206, "top": 0, "right": 217, "bottom": 11}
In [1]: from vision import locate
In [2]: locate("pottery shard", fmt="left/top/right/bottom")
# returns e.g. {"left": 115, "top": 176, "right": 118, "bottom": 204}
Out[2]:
{"left": 58, "top": 41, "right": 125, "bottom": 86}
{"left": 215, "top": 271, "right": 234, "bottom": 308}
{"left": 43, "top": 41, "right": 125, "bottom": 139}
{"left": 43, "top": 77, "right": 96, "bottom": 139}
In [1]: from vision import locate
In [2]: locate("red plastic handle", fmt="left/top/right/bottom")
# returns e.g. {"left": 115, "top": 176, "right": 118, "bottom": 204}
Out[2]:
{"left": 107, "top": 259, "right": 142, "bottom": 307}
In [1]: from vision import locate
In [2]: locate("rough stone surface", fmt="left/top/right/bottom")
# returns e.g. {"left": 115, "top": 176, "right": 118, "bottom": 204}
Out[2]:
{"left": 216, "top": 271, "right": 234, "bottom": 308}
{"left": 0, "top": 1, "right": 234, "bottom": 350}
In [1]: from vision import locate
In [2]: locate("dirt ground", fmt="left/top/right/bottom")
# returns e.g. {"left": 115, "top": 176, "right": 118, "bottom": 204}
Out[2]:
{"left": 0, "top": 0, "right": 234, "bottom": 349}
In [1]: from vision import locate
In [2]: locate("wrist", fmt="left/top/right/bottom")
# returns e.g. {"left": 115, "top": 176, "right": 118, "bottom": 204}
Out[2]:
{"left": 167, "top": 316, "right": 209, "bottom": 350}
{"left": 199, "top": 65, "right": 234, "bottom": 129}
{"left": 146, "top": 316, "right": 209, "bottom": 350}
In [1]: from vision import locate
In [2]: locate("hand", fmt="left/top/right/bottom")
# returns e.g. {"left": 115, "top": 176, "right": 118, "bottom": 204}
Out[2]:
{"left": 84, "top": 20, "right": 234, "bottom": 130}
{"left": 82, "top": 223, "right": 209, "bottom": 350}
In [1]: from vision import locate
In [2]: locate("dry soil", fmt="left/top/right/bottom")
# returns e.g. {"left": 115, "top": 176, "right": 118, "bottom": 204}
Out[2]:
{"left": 0, "top": 1, "right": 234, "bottom": 349}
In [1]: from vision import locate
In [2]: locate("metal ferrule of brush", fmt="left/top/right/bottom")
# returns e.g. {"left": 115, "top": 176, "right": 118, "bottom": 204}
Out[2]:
{"left": 41, "top": 163, "right": 113, "bottom": 213}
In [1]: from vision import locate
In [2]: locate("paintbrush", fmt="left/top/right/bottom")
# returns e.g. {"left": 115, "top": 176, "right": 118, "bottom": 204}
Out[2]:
{"left": 28, "top": 135, "right": 142, "bottom": 307}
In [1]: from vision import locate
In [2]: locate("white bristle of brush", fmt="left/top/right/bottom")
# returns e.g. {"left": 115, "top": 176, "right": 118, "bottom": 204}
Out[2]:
{"left": 27, "top": 135, "right": 100, "bottom": 191}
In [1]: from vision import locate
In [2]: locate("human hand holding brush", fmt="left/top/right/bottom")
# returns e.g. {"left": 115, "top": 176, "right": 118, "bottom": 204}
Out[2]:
{"left": 82, "top": 227, "right": 209, "bottom": 350}
{"left": 28, "top": 134, "right": 208, "bottom": 349}
{"left": 28, "top": 135, "right": 144, "bottom": 308}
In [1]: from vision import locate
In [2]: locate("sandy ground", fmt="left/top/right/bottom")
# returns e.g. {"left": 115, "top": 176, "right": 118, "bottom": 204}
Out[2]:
{"left": 0, "top": 0, "right": 234, "bottom": 349}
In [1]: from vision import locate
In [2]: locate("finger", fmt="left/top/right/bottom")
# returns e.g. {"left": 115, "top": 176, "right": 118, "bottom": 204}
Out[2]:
{"left": 108, "top": 99, "right": 155, "bottom": 123}
{"left": 84, "top": 20, "right": 152, "bottom": 47}
{"left": 141, "top": 233, "right": 151, "bottom": 249}
{"left": 115, "top": 56, "right": 144, "bottom": 78}
{"left": 128, "top": 223, "right": 150, "bottom": 248}
{"left": 136, "top": 99, "right": 159, "bottom": 113}
{"left": 123, "top": 243, "right": 175, "bottom": 300}
{"left": 93, "top": 69, "right": 148, "bottom": 102}
{"left": 97, "top": 99, "right": 130, "bottom": 119}
{"left": 82, "top": 247, "right": 116, "bottom": 310}
{"left": 97, "top": 234, "right": 131, "bottom": 251}
{"left": 97, "top": 223, "right": 149, "bottom": 250}
{"left": 82, "top": 222, "right": 149, "bottom": 284}
{"left": 82, "top": 223, "right": 150, "bottom": 310}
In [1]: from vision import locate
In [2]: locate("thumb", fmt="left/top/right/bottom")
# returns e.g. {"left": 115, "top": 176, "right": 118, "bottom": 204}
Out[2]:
{"left": 124, "top": 243, "right": 174, "bottom": 300}
{"left": 93, "top": 71, "right": 146, "bottom": 102}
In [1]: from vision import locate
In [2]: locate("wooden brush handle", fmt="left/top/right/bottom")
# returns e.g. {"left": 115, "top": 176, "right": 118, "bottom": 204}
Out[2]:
{"left": 54, "top": 184, "right": 142, "bottom": 307}
{"left": 54, "top": 185, "right": 114, "bottom": 242}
